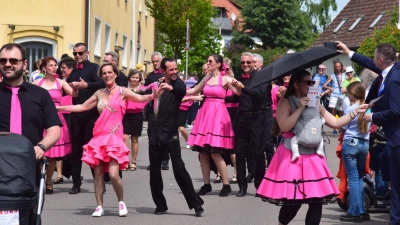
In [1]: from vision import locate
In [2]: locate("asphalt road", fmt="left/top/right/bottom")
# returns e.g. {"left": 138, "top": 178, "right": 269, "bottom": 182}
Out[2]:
{"left": 42, "top": 127, "right": 390, "bottom": 225}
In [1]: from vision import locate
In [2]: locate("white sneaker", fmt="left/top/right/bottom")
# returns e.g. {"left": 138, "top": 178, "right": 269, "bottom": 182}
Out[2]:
{"left": 118, "top": 201, "right": 128, "bottom": 217}
{"left": 186, "top": 144, "right": 191, "bottom": 149}
{"left": 92, "top": 206, "right": 104, "bottom": 217}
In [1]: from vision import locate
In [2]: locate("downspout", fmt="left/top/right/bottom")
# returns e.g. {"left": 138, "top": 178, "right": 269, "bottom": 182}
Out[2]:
{"left": 85, "top": 0, "right": 91, "bottom": 59}
{"left": 132, "top": 0, "right": 136, "bottom": 65}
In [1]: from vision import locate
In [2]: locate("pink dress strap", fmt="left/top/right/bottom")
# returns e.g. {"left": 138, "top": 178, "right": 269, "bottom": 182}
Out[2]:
{"left": 37, "top": 78, "right": 45, "bottom": 87}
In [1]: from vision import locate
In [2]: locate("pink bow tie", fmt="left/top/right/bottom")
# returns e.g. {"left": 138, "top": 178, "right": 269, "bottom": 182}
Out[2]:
{"left": 242, "top": 74, "right": 251, "bottom": 79}
{"left": 154, "top": 69, "right": 162, "bottom": 74}
{"left": 76, "top": 64, "right": 83, "bottom": 70}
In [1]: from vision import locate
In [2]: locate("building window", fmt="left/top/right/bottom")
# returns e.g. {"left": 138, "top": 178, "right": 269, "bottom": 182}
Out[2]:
{"left": 348, "top": 16, "right": 363, "bottom": 31}
{"left": 122, "top": 35, "right": 128, "bottom": 67}
{"left": 369, "top": 13, "right": 384, "bottom": 29}
{"left": 139, "top": 0, "right": 142, "bottom": 13}
{"left": 217, "top": 8, "right": 227, "bottom": 18}
{"left": 105, "top": 24, "right": 111, "bottom": 53}
{"left": 333, "top": 19, "right": 347, "bottom": 33}
{"left": 94, "top": 17, "right": 101, "bottom": 56}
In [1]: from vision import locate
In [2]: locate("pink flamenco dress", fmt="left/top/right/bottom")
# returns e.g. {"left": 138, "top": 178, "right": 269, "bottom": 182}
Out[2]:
{"left": 82, "top": 88, "right": 130, "bottom": 172}
{"left": 187, "top": 75, "right": 234, "bottom": 153}
{"left": 38, "top": 79, "right": 71, "bottom": 158}
{"left": 256, "top": 131, "right": 339, "bottom": 205}
{"left": 257, "top": 132, "right": 339, "bottom": 205}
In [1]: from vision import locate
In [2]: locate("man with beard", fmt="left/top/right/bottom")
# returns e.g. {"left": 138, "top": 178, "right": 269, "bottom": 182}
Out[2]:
{"left": 0, "top": 43, "right": 61, "bottom": 222}
{"left": 67, "top": 43, "right": 105, "bottom": 194}
{"left": 252, "top": 53, "right": 264, "bottom": 72}
{"left": 148, "top": 57, "right": 204, "bottom": 217}
{"left": 145, "top": 52, "right": 171, "bottom": 170}
{"left": 233, "top": 52, "right": 273, "bottom": 197}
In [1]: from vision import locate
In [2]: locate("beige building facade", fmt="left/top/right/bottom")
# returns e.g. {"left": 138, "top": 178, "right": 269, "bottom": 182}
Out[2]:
{"left": 0, "top": 0, "right": 155, "bottom": 72}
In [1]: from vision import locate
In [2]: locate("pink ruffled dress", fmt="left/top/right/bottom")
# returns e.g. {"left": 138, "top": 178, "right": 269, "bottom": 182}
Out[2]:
{"left": 188, "top": 75, "right": 234, "bottom": 153}
{"left": 82, "top": 87, "right": 130, "bottom": 172}
{"left": 38, "top": 79, "right": 71, "bottom": 158}
{"left": 256, "top": 131, "right": 339, "bottom": 205}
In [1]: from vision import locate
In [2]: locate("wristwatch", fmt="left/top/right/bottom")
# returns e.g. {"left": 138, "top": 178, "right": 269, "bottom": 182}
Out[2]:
{"left": 36, "top": 144, "right": 46, "bottom": 152}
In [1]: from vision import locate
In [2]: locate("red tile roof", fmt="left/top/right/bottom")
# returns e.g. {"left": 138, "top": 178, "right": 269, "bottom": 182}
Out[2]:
{"left": 212, "top": 0, "right": 242, "bottom": 25}
{"left": 311, "top": 0, "right": 397, "bottom": 49}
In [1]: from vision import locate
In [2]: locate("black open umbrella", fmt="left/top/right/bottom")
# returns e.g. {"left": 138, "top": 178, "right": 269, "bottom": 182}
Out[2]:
{"left": 249, "top": 43, "right": 340, "bottom": 89}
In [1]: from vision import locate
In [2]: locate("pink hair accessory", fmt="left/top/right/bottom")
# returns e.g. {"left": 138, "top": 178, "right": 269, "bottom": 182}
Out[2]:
{"left": 220, "top": 63, "right": 227, "bottom": 76}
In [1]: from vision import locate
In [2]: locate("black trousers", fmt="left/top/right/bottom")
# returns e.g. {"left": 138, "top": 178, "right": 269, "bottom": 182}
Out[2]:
{"left": 147, "top": 113, "right": 170, "bottom": 162}
{"left": 187, "top": 101, "right": 199, "bottom": 125}
{"left": 264, "top": 116, "right": 275, "bottom": 166}
{"left": 149, "top": 140, "right": 199, "bottom": 210}
{"left": 70, "top": 115, "right": 96, "bottom": 187}
{"left": 279, "top": 203, "right": 322, "bottom": 225}
{"left": 234, "top": 112, "right": 272, "bottom": 190}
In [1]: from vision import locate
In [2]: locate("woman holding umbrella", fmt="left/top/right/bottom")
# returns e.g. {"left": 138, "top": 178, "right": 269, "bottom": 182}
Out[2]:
{"left": 256, "top": 70, "right": 368, "bottom": 225}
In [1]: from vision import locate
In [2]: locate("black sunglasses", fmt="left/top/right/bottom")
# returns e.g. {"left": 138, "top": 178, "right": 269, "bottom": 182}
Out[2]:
{"left": 346, "top": 71, "right": 353, "bottom": 74}
{"left": 241, "top": 61, "right": 252, "bottom": 65}
{"left": 72, "top": 51, "right": 85, "bottom": 56}
{"left": 299, "top": 80, "right": 315, "bottom": 86}
{"left": 318, "top": 68, "right": 325, "bottom": 70}
{"left": 0, "top": 58, "right": 24, "bottom": 65}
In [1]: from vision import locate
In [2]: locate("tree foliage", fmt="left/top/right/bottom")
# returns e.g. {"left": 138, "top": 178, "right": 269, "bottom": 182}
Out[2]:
{"left": 300, "top": 0, "right": 337, "bottom": 32}
{"left": 146, "top": 0, "right": 216, "bottom": 60}
{"left": 357, "top": 7, "right": 400, "bottom": 73}
{"left": 235, "top": 0, "right": 315, "bottom": 50}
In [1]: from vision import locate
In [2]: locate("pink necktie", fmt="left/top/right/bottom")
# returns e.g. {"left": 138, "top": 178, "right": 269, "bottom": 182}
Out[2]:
{"left": 8, "top": 87, "right": 22, "bottom": 134}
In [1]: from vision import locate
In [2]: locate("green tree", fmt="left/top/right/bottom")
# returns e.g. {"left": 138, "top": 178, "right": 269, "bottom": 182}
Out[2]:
{"left": 300, "top": 0, "right": 337, "bottom": 32}
{"left": 357, "top": 7, "right": 400, "bottom": 72}
{"left": 146, "top": 0, "right": 216, "bottom": 59}
{"left": 237, "top": 0, "right": 315, "bottom": 50}
{"left": 178, "top": 27, "right": 222, "bottom": 75}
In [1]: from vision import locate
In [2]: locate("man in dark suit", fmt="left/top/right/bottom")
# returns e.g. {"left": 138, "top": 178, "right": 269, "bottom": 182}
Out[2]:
{"left": 67, "top": 43, "right": 105, "bottom": 194}
{"left": 102, "top": 51, "right": 128, "bottom": 87}
{"left": 337, "top": 41, "right": 400, "bottom": 225}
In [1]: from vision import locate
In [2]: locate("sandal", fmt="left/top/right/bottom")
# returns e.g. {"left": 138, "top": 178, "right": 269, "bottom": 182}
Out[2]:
{"left": 213, "top": 174, "right": 221, "bottom": 183}
{"left": 229, "top": 176, "right": 237, "bottom": 184}
{"left": 53, "top": 177, "right": 63, "bottom": 184}
{"left": 46, "top": 183, "right": 53, "bottom": 194}
{"left": 130, "top": 162, "right": 137, "bottom": 171}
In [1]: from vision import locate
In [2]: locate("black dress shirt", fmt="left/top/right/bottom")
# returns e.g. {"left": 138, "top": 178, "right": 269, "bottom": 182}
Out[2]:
{"left": 66, "top": 60, "right": 105, "bottom": 119}
{"left": 236, "top": 70, "right": 272, "bottom": 112}
{"left": 0, "top": 81, "right": 62, "bottom": 145}
{"left": 116, "top": 71, "right": 128, "bottom": 87}
{"left": 148, "top": 79, "right": 186, "bottom": 145}
{"left": 144, "top": 71, "right": 164, "bottom": 86}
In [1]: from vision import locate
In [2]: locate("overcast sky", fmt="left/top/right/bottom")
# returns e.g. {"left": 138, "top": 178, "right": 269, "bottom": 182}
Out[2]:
{"left": 330, "top": 0, "right": 350, "bottom": 21}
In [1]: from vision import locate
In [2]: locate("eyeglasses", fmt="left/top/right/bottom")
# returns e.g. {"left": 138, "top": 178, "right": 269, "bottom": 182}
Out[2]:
{"left": 346, "top": 71, "right": 353, "bottom": 74}
{"left": 318, "top": 68, "right": 325, "bottom": 70}
{"left": 299, "top": 80, "right": 315, "bottom": 86}
{"left": 72, "top": 51, "right": 85, "bottom": 56}
{"left": 241, "top": 61, "right": 252, "bottom": 65}
{"left": 152, "top": 60, "right": 160, "bottom": 63}
{"left": 207, "top": 60, "right": 214, "bottom": 64}
{"left": 0, "top": 58, "right": 24, "bottom": 65}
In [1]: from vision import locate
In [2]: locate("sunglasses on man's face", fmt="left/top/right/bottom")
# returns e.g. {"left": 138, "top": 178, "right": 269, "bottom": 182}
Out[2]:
{"left": 318, "top": 68, "right": 325, "bottom": 70}
{"left": 0, "top": 58, "right": 24, "bottom": 65}
{"left": 299, "top": 80, "right": 315, "bottom": 86}
{"left": 241, "top": 61, "right": 252, "bottom": 65}
{"left": 72, "top": 51, "right": 85, "bottom": 56}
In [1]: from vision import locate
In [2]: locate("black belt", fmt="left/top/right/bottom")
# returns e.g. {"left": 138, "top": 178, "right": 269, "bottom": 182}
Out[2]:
{"left": 238, "top": 110, "right": 268, "bottom": 116}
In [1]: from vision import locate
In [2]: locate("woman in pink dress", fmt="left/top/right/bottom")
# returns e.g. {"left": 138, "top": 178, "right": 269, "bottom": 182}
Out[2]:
{"left": 123, "top": 69, "right": 147, "bottom": 171}
{"left": 32, "top": 56, "right": 78, "bottom": 194}
{"left": 185, "top": 54, "right": 242, "bottom": 196}
{"left": 256, "top": 70, "right": 368, "bottom": 225}
{"left": 57, "top": 63, "right": 164, "bottom": 217}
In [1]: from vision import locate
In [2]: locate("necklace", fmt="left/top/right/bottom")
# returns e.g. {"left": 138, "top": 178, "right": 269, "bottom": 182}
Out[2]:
{"left": 106, "top": 85, "right": 117, "bottom": 95}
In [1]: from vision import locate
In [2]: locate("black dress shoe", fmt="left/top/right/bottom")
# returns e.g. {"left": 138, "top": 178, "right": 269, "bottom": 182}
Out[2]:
{"left": 197, "top": 184, "right": 212, "bottom": 195}
{"left": 339, "top": 213, "right": 362, "bottom": 222}
{"left": 236, "top": 188, "right": 247, "bottom": 197}
{"left": 161, "top": 160, "right": 169, "bottom": 170}
{"left": 69, "top": 185, "right": 80, "bottom": 194}
{"left": 154, "top": 208, "right": 167, "bottom": 215}
{"left": 196, "top": 195, "right": 204, "bottom": 205}
{"left": 361, "top": 213, "right": 370, "bottom": 221}
{"left": 219, "top": 184, "right": 231, "bottom": 196}
{"left": 246, "top": 173, "right": 254, "bottom": 183}
{"left": 194, "top": 205, "right": 204, "bottom": 217}
{"left": 103, "top": 184, "right": 106, "bottom": 194}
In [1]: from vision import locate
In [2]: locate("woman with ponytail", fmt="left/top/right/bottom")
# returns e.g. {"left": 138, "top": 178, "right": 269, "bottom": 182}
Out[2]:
{"left": 339, "top": 81, "right": 371, "bottom": 222}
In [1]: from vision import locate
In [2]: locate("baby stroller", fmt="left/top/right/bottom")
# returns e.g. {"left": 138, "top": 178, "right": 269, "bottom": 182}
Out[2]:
{"left": 0, "top": 132, "right": 45, "bottom": 225}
